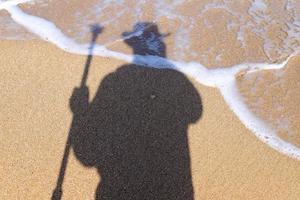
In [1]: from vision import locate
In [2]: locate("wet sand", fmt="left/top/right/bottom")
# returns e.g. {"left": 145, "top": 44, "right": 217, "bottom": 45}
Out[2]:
{"left": 3, "top": 0, "right": 297, "bottom": 65}
{"left": 237, "top": 56, "right": 300, "bottom": 148}
{"left": 1, "top": 40, "right": 300, "bottom": 199}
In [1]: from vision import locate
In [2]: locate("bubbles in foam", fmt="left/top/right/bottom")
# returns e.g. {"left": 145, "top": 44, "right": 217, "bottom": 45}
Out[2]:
{"left": 250, "top": 0, "right": 267, "bottom": 11}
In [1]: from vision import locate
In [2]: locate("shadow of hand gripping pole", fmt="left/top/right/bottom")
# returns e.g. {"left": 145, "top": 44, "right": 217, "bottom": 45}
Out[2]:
{"left": 51, "top": 24, "right": 103, "bottom": 200}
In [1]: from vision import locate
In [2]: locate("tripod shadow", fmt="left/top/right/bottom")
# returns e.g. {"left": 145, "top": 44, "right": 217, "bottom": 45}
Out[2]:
{"left": 70, "top": 22, "right": 202, "bottom": 200}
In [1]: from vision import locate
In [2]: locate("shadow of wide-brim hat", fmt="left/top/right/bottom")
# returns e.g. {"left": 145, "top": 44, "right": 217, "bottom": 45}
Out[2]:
{"left": 122, "top": 22, "right": 170, "bottom": 39}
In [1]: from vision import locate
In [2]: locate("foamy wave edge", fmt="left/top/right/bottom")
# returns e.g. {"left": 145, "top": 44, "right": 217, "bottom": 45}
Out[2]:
{"left": 2, "top": 0, "right": 300, "bottom": 160}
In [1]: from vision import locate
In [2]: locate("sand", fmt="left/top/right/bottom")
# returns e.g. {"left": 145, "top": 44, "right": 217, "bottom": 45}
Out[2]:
{"left": 237, "top": 56, "right": 300, "bottom": 148}
{"left": 1, "top": 39, "right": 300, "bottom": 199}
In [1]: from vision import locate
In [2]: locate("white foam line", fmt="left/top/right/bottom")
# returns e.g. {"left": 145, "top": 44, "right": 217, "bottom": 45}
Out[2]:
{"left": 219, "top": 78, "right": 300, "bottom": 159}
{"left": 0, "top": 0, "right": 32, "bottom": 10}
{"left": 3, "top": 4, "right": 300, "bottom": 159}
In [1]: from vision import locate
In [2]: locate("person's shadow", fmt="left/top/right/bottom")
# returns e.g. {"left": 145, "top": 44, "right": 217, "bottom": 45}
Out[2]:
{"left": 69, "top": 22, "right": 202, "bottom": 200}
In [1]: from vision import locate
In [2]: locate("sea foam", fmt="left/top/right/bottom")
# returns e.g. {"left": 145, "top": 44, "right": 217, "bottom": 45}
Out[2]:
{"left": 1, "top": 0, "right": 300, "bottom": 159}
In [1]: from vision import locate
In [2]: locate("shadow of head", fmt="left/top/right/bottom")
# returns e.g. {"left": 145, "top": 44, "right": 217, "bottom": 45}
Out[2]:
{"left": 122, "top": 22, "right": 169, "bottom": 57}
{"left": 71, "top": 22, "right": 202, "bottom": 200}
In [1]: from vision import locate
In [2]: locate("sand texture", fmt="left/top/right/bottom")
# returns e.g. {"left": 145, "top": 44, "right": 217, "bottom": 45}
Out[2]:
{"left": 1, "top": 40, "right": 300, "bottom": 199}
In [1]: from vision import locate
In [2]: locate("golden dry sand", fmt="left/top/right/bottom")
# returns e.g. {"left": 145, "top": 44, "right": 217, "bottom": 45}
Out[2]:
{"left": 1, "top": 40, "right": 300, "bottom": 199}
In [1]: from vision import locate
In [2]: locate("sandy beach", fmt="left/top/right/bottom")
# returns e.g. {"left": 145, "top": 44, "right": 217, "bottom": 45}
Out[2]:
{"left": 1, "top": 39, "right": 300, "bottom": 199}
{"left": 1, "top": 0, "right": 300, "bottom": 199}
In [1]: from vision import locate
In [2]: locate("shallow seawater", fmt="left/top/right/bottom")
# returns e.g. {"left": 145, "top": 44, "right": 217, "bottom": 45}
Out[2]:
{"left": 1, "top": 0, "right": 300, "bottom": 65}
{"left": 237, "top": 56, "right": 300, "bottom": 148}
{"left": 1, "top": 0, "right": 300, "bottom": 158}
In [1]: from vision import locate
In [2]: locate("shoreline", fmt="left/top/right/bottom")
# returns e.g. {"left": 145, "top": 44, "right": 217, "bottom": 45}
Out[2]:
{"left": 2, "top": 1, "right": 300, "bottom": 159}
